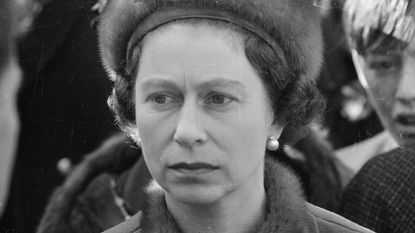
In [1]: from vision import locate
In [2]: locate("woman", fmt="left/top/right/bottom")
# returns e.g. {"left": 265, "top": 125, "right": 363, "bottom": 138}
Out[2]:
{"left": 94, "top": 0, "right": 373, "bottom": 232}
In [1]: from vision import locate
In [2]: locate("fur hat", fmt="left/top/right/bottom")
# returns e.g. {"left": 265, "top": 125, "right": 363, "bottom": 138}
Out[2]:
{"left": 98, "top": 0, "right": 323, "bottom": 82}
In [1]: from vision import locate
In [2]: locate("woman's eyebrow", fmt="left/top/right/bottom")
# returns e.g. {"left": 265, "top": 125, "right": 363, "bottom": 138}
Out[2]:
{"left": 141, "top": 78, "right": 180, "bottom": 90}
{"left": 199, "top": 78, "right": 245, "bottom": 91}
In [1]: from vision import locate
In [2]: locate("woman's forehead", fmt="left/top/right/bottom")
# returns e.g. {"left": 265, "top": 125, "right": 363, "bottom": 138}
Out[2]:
{"left": 136, "top": 23, "right": 261, "bottom": 90}
{"left": 142, "top": 21, "right": 245, "bottom": 51}
{"left": 138, "top": 44, "right": 251, "bottom": 83}
{"left": 139, "top": 23, "right": 247, "bottom": 71}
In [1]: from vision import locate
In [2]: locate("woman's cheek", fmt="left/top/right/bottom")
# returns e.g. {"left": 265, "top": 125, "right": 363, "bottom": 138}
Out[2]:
{"left": 138, "top": 108, "right": 176, "bottom": 146}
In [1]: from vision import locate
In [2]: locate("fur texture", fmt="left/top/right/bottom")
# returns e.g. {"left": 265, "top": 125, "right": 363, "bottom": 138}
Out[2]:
{"left": 98, "top": 0, "right": 323, "bottom": 82}
{"left": 36, "top": 133, "right": 138, "bottom": 233}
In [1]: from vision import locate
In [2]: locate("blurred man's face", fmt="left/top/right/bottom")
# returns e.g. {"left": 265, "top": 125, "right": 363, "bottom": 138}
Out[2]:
{"left": 353, "top": 35, "right": 415, "bottom": 148}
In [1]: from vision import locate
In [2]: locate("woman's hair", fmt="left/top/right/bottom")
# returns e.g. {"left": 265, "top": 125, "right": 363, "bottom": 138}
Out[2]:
{"left": 108, "top": 20, "right": 325, "bottom": 145}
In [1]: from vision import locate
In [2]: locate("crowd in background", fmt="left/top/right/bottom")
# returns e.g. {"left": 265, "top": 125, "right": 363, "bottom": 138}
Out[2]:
{"left": 0, "top": 0, "right": 414, "bottom": 232}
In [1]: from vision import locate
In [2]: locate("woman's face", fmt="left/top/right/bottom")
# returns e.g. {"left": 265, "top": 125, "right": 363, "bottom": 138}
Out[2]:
{"left": 354, "top": 35, "right": 415, "bottom": 148}
{"left": 134, "top": 24, "right": 283, "bottom": 204}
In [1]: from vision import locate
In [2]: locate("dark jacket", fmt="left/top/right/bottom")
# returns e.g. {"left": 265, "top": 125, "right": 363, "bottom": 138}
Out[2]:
{"left": 37, "top": 130, "right": 346, "bottom": 233}
{"left": 0, "top": 0, "right": 116, "bottom": 231}
{"left": 340, "top": 147, "right": 415, "bottom": 233}
{"left": 103, "top": 158, "right": 372, "bottom": 233}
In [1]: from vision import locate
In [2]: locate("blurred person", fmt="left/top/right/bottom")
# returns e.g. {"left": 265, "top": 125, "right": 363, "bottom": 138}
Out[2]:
{"left": 0, "top": 0, "right": 118, "bottom": 231}
{"left": 309, "top": 0, "right": 387, "bottom": 188}
{"left": 0, "top": 0, "right": 45, "bottom": 217}
{"left": 330, "top": 0, "right": 415, "bottom": 183}
{"left": 340, "top": 0, "right": 415, "bottom": 231}
{"left": 318, "top": 0, "right": 384, "bottom": 152}
{"left": 343, "top": 0, "right": 415, "bottom": 154}
{"left": 0, "top": 0, "right": 21, "bottom": 218}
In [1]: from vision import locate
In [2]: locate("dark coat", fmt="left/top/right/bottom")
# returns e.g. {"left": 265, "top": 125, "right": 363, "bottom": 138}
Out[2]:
{"left": 103, "top": 158, "right": 372, "bottom": 233}
{"left": 0, "top": 0, "right": 116, "bottom": 231}
{"left": 340, "top": 147, "right": 415, "bottom": 233}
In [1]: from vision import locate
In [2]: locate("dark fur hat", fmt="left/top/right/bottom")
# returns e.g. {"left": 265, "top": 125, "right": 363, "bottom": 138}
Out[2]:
{"left": 98, "top": 0, "right": 323, "bottom": 82}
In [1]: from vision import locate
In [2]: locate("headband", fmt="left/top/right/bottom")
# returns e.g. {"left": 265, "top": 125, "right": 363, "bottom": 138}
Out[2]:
{"left": 125, "top": 7, "right": 287, "bottom": 75}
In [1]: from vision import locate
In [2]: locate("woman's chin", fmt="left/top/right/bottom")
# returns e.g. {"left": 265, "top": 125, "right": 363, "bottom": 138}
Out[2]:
{"left": 167, "top": 185, "right": 227, "bottom": 205}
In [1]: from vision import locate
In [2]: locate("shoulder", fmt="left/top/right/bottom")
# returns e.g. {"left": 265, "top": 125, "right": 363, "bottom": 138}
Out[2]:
{"left": 306, "top": 203, "right": 374, "bottom": 233}
{"left": 340, "top": 147, "right": 415, "bottom": 229}
{"left": 365, "top": 147, "right": 415, "bottom": 170}
{"left": 37, "top": 173, "right": 126, "bottom": 233}
{"left": 365, "top": 147, "right": 415, "bottom": 178}
{"left": 37, "top": 133, "right": 140, "bottom": 233}
{"left": 75, "top": 174, "right": 127, "bottom": 228}
{"left": 346, "top": 147, "right": 415, "bottom": 195}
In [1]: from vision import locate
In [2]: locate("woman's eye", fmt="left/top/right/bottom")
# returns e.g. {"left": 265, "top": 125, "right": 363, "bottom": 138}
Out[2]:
{"left": 148, "top": 94, "right": 178, "bottom": 105}
{"left": 205, "top": 93, "right": 234, "bottom": 105}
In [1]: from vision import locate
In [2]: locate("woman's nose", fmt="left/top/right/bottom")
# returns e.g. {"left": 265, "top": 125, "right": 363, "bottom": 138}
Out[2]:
{"left": 173, "top": 101, "right": 207, "bottom": 148}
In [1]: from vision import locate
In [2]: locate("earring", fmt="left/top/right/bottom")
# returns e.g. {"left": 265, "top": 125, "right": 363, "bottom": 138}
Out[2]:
{"left": 266, "top": 136, "right": 279, "bottom": 151}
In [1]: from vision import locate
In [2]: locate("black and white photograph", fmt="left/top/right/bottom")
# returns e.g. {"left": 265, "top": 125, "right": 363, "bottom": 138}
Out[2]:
{"left": 0, "top": 0, "right": 414, "bottom": 232}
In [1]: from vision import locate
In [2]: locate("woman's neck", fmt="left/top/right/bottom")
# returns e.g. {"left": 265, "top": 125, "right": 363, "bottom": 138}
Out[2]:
{"left": 165, "top": 174, "right": 266, "bottom": 233}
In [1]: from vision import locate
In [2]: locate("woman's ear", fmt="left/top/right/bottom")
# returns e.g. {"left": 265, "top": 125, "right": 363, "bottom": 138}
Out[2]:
{"left": 269, "top": 122, "right": 284, "bottom": 139}
{"left": 266, "top": 122, "right": 284, "bottom": 151}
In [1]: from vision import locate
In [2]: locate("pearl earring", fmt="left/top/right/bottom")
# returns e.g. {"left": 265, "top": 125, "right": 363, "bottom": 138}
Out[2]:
{"left": 266, "top": 136, "right": 279, "bottom": 151}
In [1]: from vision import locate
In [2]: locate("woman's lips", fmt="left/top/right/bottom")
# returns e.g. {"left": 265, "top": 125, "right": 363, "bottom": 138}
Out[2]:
{"left": 168, "top": 162, "right": 219, "bottom": 175}
{"left": 169, "top": 162, "right": 219, "bottom": 170}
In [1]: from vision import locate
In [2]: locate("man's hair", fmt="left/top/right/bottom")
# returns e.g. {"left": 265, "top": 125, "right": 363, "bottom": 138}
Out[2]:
{"left": 343, "top": 0, "right": 415, "bottom": 54}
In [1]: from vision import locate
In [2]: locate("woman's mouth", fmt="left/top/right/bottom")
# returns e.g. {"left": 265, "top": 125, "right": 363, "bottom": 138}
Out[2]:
{"left": 169, "top": 162, "right": 218, "bottom": 170}
{"left": 168, "top": 162, "right": 219, "bottom": 174}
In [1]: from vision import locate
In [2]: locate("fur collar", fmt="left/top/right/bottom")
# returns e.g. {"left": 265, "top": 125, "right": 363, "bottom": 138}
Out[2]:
{"left": 138, "top": 157, "right": 307, "bottom": 233}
